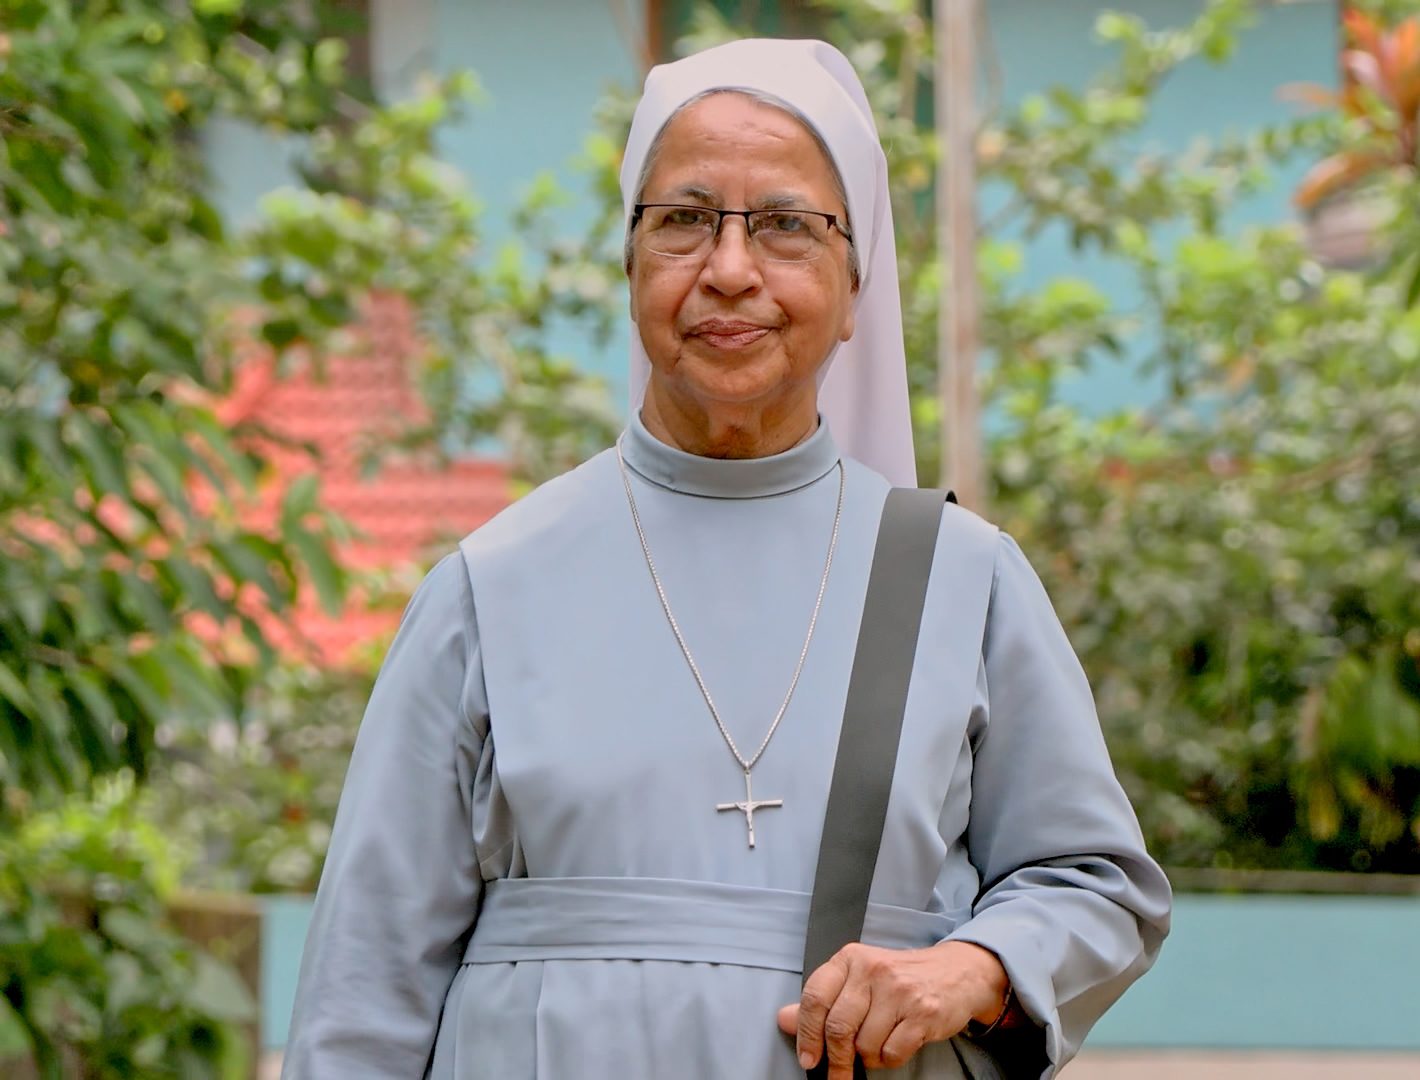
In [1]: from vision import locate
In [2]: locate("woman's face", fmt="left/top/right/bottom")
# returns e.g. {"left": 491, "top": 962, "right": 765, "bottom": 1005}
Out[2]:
{"left": 629, "top": 93, "right": 857, "bottom": 429}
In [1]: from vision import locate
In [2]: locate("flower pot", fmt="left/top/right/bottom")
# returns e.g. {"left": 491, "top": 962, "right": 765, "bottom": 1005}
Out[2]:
{"left": 1301, "top": 183, "right": 1397, "bottom": 268}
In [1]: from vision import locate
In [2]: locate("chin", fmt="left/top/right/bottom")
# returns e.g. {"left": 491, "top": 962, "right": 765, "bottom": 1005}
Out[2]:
{"left": 684, "top": 375, "right": 793, "bottom": 409}
{"left": 678, "top": 355, "right": 795, "bottom": 403}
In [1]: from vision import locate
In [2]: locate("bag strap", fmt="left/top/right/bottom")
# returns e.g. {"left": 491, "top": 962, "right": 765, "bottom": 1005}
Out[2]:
{"left": 801, "top": 487, "right": 955, "bottom": 1080}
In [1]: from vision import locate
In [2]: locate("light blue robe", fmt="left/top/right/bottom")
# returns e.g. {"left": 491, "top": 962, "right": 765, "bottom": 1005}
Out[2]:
{"left": 282, "top": 416, "right": 1171, "bottom": 1079}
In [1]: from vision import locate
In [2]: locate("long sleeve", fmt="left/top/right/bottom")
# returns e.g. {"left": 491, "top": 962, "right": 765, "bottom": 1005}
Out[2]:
{"left": 282, "top": 552, "right": 487, "bottom": 1079}
{"left": 947, "top": 533, "right": 1172, "bottom": 1076}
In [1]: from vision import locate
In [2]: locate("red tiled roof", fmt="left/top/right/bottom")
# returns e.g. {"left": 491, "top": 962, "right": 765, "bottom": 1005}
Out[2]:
{"left": 221, "top": 294, "right": 510, "bottom": 666}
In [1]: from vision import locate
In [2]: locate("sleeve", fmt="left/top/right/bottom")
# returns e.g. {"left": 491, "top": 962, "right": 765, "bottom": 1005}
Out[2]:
{"left": 281, "top": 552, "right": 488, "bottom": 1079}
{"left": 945, "top": 533, "right": 1172, "bottom": 1077}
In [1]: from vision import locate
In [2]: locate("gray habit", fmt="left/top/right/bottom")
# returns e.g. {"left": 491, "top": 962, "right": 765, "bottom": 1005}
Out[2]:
{"left": 282, "top": 415, "right": 1172, "bottom": 1079}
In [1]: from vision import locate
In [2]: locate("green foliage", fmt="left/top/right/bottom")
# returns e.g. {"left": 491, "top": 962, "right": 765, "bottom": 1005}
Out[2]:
{"left": 996, "top": 197, "right": 1420, "bottom": 870}
{"left": 972, "top": 6, "right": 1420, "bottom": 872}
{"left": 0, "top": 0, "right": 615, "bottom": 798}
{"left": 0, "top": 778, "right": 254, "bottom": 1079}
{"left": 138, "top": 664, "right": 371, "bottom": 894}
{"left": 0, "top": 0, "right": 359, "bottom": 797}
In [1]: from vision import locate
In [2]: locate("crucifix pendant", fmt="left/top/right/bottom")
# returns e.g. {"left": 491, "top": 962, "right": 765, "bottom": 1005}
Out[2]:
{"left": 716, "top": 769, "right": 783, "bottom": 849}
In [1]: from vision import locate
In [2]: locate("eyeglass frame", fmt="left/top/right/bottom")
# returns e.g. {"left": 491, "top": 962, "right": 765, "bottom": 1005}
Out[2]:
{"left": 629, "top": 203, "right": 854, "bottom": 262}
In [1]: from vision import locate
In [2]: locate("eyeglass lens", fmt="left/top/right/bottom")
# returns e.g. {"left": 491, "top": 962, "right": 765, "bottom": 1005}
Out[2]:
{"left": 640, "top": 206, "right": 833, "bottom": 261}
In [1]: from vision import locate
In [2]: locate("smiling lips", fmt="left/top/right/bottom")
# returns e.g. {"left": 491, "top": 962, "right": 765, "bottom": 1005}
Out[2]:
{"left": 690, "top": 319, "right": 775, "bottom": 349}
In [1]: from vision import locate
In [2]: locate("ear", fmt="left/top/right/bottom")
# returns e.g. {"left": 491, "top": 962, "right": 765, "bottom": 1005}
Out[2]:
{"left": 838, "top": 259, "right": 860, "bottom": 341}
{"left": 839, "top": 298, "right": 855, "bottom": 343}
{"left": 628, "top": 274, "right": 639, "bottom": 324}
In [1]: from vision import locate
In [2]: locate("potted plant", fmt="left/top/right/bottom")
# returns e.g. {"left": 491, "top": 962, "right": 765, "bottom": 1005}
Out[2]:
{"left": 1284, "top": 7, "right": 1420, "bottom": 266}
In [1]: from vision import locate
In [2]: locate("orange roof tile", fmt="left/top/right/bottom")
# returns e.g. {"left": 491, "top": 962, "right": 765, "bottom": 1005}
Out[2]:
{"left": 222, "top": 294, "right": 511, "bottom": 667}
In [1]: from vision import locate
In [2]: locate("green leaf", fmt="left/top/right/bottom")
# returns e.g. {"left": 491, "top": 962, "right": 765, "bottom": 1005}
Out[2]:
{"left": 188, "top": 410, "right": 259, "bottom": 493}
{"left": 23, "top": 419, "right": 73, "bottom": 482}
{"left": 210, "top": 538, "right": 286, "bottom": 608}
{"left": 113, "top": 569, "right": 174, "bottom": 634}
{"left": 186, "top": 952, "right": 256, "bottom": 1024}
{"left": 68, "top": 413, "right": 132, "bottom": 498}
{"left": 132, "top": 1032, "right": 170, "bottom": 1068}
{"left": 9, "top": 580, "right": 50, "bottom": 636}
{"left": 27, "top": 669, "right": 80, "bottom": 785}
{"left": 161, "top": 643, "right": 231, "bottom": 720}
{"left": 260, "top": 318, "right": 302, "bottom": 349}
{"left": 289, "top": 528, "right": 345, "bottom": 616}
{"left": 0, "top": 997, "right": 33, "bottom": 1058}
{"left": 100, "top": 908, "right": 162, "bottom": 953}
{"left": 112, "top": 403, "right": 192, "bottom": 516}
{"left": 282, "top": 473, "right": 320, "bottom": 524}
{"left": 109, "top": 657, "right": 170, "bottom": 723}
{"left": 31, "top": 980, "right": 103, "bottom": 1042}
{"left": 162, "top": 557, "right": 230, "bottom": 622}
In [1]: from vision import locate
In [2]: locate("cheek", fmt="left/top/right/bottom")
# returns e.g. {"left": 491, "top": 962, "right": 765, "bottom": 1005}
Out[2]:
{"left": 783, "top": 279, "right": 852, "bottom": 360}
{"left": 632, "top": 273, "right": 688, "bottom": 342}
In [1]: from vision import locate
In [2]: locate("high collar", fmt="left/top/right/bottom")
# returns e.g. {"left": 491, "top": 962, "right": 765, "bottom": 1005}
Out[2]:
{"left": 619, "top": 411, "right": 842, "bottom": 499}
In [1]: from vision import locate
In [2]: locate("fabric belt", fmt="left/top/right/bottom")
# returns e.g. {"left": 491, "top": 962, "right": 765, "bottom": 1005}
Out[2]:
{"left": 461, "top": 876, "right": 961, "bottom": 974}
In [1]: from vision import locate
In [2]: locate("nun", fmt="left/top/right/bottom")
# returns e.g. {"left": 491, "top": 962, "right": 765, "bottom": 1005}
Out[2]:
{"left": 282, "top": 37, "right": 1171, "bottom": 1080}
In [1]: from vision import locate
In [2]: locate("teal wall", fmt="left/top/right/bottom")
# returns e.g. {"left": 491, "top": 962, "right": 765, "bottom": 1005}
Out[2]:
{"left": 428, "top": 0, "right": 645, "bottom": 403}
{"left": 429, "top": 0, "right": 644, "bottom": 245}
{"left": 981, "top": 0, "right": 1338, "bottom": 413}
{"left": 1092, "top": 894, "right": 1420, "bottom": 1050}
{"left": 260, "top": 891, "right": 1420, "bottom": 1052}
{"left": 261, "top": 895, "right": 314, "bottom": 1052}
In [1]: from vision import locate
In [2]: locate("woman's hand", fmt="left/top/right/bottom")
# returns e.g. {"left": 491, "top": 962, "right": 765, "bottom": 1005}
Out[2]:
{"left": 777, "top": 940, "right": 1008, "bottom": 1077}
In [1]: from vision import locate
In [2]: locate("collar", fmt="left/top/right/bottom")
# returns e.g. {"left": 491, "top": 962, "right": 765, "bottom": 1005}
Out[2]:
{"left": 619, "top": 411, "right": 842, "bottom": 498}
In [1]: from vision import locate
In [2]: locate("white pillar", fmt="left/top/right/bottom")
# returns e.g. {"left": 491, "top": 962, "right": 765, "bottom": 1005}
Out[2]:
{"left": 370, "top": 0, "right": 437, "bottom": 100}
{"left": 934, "top": 0, "right": 985, "bottom": 509}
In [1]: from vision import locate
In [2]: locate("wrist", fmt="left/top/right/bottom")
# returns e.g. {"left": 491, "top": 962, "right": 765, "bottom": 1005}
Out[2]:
{"left": 932, "top": 940, "right": 1009, "bottom": 1025}
{"left": 971, "top": 973, "right": 1011, "bottom": 1027}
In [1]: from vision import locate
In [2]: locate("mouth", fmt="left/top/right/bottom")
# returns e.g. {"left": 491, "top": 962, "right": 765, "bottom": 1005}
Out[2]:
{"left": 689, "top": 320, "right": 775, "bottom": 350}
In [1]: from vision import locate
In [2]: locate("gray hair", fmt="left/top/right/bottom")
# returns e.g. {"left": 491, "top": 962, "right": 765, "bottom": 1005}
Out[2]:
{"left": 623, "top": 87, "right": 861, "bottom": 287}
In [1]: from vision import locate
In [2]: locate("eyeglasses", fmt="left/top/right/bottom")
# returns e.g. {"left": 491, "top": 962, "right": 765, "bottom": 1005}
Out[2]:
{"left": 631, "top": 203, "right": 853, "bottom": 263}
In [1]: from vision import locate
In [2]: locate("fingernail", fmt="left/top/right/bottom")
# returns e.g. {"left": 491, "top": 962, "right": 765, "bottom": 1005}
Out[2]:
{"left": 799, "top": 1052, "right": 814, "bottom": 1068}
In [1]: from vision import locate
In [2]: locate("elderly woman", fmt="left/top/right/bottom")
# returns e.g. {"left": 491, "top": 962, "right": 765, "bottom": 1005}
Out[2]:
{"left": 283, "top": 38, "right": 1170, "bottom": 1080}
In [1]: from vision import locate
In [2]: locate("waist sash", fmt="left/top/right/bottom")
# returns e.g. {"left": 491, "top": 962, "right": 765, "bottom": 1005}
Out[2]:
{"left": 461, "top": 876, "right": 961, "bottom": 974}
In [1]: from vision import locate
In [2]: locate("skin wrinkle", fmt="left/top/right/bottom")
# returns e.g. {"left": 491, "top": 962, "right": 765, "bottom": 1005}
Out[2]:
{"left": 629, "top": 94, "right": 859, "bottom": 460}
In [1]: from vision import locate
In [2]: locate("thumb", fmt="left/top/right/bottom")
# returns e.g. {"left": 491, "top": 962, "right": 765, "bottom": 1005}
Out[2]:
{"left": 777, "top": 1003, "right": 799, "bottom": 1036}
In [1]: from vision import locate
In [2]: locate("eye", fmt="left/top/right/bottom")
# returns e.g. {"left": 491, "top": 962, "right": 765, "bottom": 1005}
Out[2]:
{"left": 761, "top": 212, "right": 811, "bottom": 233}
{"left": 662, "top": 207, "right": 715, "bottom": 228}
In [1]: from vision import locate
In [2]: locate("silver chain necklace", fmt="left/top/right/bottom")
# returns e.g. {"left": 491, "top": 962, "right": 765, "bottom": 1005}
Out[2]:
{"left": 615, "top": 435, "right": 846, "bottom": 848}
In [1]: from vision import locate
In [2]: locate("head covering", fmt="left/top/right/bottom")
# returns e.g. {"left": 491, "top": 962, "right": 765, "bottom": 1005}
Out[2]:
{"left": 620, "top": 38, "right": 917, "bottom": 487}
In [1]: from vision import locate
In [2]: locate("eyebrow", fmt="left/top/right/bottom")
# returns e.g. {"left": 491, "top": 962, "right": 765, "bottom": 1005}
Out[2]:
{"left": 752, "top": 192, "right": 809, "bottom": 210}
{"left": 663, "top": 184, "right": 719, "bottom": 205}
{"left": 657, "top": 186, "right": 813, "bottom": 211}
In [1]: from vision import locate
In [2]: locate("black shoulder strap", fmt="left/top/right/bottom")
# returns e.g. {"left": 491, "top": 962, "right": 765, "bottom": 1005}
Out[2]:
{"left": 801, "top": 487, "right": 953, "bottom": 1080}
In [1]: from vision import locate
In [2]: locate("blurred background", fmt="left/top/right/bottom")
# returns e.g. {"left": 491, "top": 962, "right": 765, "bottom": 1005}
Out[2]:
{"left": 1, "top": 1, "right": 1417, "bottom": 1077}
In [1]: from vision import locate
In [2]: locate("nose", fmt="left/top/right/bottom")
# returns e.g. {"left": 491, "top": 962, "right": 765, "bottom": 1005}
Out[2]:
{"left": 699, "top": 215, "right": 762, "bottom": 298}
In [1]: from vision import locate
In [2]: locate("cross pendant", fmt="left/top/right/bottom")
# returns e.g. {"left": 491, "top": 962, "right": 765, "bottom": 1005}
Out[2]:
{"left": 716, "top": 769, "right": 783, "bottom": 849}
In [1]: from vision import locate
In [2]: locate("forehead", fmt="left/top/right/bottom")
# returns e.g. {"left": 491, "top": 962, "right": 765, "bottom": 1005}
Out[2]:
{"left": 642, "top": 93, "right": 843, "bottom": 207}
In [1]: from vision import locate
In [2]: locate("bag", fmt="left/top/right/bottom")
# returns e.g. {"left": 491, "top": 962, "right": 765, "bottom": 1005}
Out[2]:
{"left": 801, "top": 488, "right": 995, "bottom": 1080}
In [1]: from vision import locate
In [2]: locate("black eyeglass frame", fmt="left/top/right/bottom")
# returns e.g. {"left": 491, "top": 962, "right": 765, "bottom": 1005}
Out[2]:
{"left": 630, "top": 203, "right": 854, "bottom": 253}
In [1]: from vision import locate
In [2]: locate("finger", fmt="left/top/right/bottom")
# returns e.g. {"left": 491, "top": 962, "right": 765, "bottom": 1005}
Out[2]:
{"left": 823, "top": 983, "right": 871, "bottom": 1080}
{"left": 879, "top": 1019, "right": 931, "bottom": 1071}
{"left": 796, "top": 954, "right": 852, "bottom": 1069}
{"left": 852, "top": 998, "right": 902, "bottom": 1070}
{"left": 777, "top": 1003, "right": 798, "bottom": 1037}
